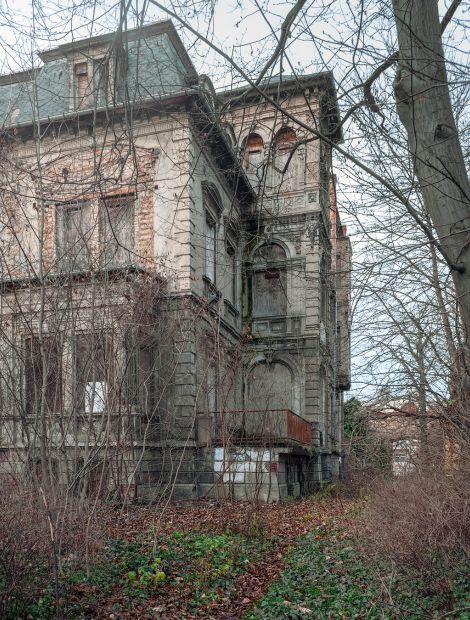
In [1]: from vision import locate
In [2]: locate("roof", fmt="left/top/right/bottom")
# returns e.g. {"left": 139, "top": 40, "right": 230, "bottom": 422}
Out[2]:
{"left": 219, "top": 72, "right": 343, "bottom": 143}
{"left": 0, "top": 21, "right": 197, "bottom": 128}
{"left": 366, "top": 399, "right": 443, "bottom": 420}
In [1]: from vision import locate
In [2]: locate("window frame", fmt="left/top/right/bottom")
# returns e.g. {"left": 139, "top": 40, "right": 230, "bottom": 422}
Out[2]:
{"left": 243, "top": 133, "right": 264, "bottom": 188}
{"left": 24, "top": 335, "right": 63, "bottom": 416}
{"left": 99, "top": 195, "right": 135, "bottom": 268}
{"left": 74, "top": 56, "right": 112, "bottom": 110}
{"left": 74, "top": 61, "right": 89, "bottom": 110}
{"left": 272, "top": 127, "right": 298, "bottom": 191}
{"left": 73, "top": 332, "right": 114, "bottom": 415}
{"left": 56, "top": 200, "right": 92, "bottom": 272}
{"left": 93, "top": 57, "right": 110, "bottom": 107}
{"left": 202, "top": 182, "right": 223, "bottom": 288}
{"left": 251, "top": 242, "right": 288, "bottom": 318}
{"left": 204, "top": 212, "right": 217, "bottom": 284}
{"left": 225, "top": 240, "right": 237, "bottom": 307}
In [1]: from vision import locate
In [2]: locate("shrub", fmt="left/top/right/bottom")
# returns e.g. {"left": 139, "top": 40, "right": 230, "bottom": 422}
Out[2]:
{"left": 0, "top": 484, "right": 103, "bottom": 619}
{"left": 360, "top": 470, "right": 470, "bottom": 585}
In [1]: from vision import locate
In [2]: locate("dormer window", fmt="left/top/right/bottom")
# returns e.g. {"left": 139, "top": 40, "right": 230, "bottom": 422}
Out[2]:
{"left": 94, "top": 58, "right": 110, "bottom": 107}
{"left": 74, "top": 58, "right": 110, "bottom": 110}
{"left": 75, "top": 62, "right": 89, "bottom": 110}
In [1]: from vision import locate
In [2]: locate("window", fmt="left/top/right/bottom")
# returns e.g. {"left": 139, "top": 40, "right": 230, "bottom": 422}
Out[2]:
{"left": 202, "top": 183, "right": 223, "bottom": 287}
{"left": 252, "top": 243, "right": 287, "bottom": 317}
{"left": 127, "top": 345, "right": 155, "bottom": 416}
{"left": 204, "top": 214, "right": 216, "bottom": 284}
{"left": 56, "top": 201, "right": 91, "bottom": 271}
{"left": 243, "top": 133, "right": 264, "bottom": 188}
{"left": 93, "top": 58, "right": 109, "bottom": 107}
{"left": 75, "top": 58, "right": 110, "bottom": 109}
{"left": 392, "top": 439, "right": 419, "bottom": 475}
{"left": 225, "top": 242, "right": 237, "bottom": 306}
{"left": 74, "top": 334, "right": 112, "bottom": 414}
{"left": 99, "top": 196, "right": 134, "bottom": 267}
{"left": 273, "top": 127, "right": 298, "bottom": 192}
{"left": 24, "top": 336, "right": 62, "bottom": 415}
{"left": 246, "top": 361, "right": 294, "bottom": 412}
{"left": 75, "top": 62, "right": 89, "bottom": 110}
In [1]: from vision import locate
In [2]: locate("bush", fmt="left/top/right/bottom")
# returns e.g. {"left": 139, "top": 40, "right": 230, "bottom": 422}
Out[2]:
{"left": 0, "top": 484, "right": 103, "bottom": 619}
{"left": 360, "top": 471, "right": 470, "bottom": 584}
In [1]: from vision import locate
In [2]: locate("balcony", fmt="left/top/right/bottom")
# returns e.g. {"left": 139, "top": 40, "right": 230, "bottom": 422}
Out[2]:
{"left": 197, "top": 409, "right": 315, "bottom": 450}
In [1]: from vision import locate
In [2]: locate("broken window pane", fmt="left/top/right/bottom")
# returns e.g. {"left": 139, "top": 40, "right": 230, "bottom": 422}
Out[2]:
{"left": 74, "top": 334, "right": 112, "bottom": 413}
{"left": 84, "top": 381, "right": 107, "bottom": 414}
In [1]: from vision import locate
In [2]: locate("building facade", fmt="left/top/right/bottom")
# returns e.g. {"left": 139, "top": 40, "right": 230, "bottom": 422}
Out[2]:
{"left": 0, "top": 21, "right": 351, "bottom": 501}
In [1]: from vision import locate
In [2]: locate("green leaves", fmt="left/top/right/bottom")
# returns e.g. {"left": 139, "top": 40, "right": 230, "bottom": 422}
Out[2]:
{"left": 246, "top": 526, "right": 470, "bottom": 619}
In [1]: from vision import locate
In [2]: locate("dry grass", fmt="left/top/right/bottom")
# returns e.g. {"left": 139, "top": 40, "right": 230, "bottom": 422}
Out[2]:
{"left": 360, "top": 470, "right": 470, "bottom": 582}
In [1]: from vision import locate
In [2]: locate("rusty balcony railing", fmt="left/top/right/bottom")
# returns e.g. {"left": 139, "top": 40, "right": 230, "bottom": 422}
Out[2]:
{"left": 197, "top": 409, "right": 315, "bottom": 448}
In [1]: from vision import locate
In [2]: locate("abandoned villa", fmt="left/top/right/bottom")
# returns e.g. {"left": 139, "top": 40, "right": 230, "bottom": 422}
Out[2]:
{"left": 0, "top": 21, "right": 351, "bottom": 501}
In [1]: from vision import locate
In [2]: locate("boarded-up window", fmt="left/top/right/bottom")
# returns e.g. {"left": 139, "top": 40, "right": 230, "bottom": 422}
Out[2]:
{"left": 246, "top": 362, "right": 293, "bottom": 412}
{"left": 74, "top": 334, "right": 112, "bottom": 413}
{"left": 24, "top": 336, "right": 62, "bottom": 415}
{"left": 100, "top": 196, "right": 134, "bottom": 267}
{"left": 252, "top": 243, "right": 287, "bottom": 317}
{"left": 243, "top": 133, "right": 264, "bottom": 188}
{"left": 56, "top": 202, "right": 91, "bottom": 271}
{"left": 75, "top": 62, "right": 89, "bottom": 109}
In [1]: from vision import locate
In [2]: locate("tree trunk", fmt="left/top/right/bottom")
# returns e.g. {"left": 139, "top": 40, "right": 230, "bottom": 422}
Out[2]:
{"left": 392, "top": 0, "right": 470, "bottom": 337}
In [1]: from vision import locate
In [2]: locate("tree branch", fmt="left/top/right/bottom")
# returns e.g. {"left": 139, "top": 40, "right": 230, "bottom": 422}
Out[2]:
{"left": 361, "top": 0, "right": 462, "bottom": 113}
{"left": 148, "top": 0, "right": 461, "bottom": 273}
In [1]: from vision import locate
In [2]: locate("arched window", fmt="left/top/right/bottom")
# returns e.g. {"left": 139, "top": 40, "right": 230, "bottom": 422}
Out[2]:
{"left": 243, "top": 133, "right": 264, "bottom": 188}
{"left": 202, "top": 183, "right": 223, "bottom": 285}
{"left": 252, "top": 243, "right": 287, "bottom": 317}
{"left": 273, "top": 127, "right": 298, "bottom": 192}
{"left": 246, "top": 361, "right": 294, "bottom": 411}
